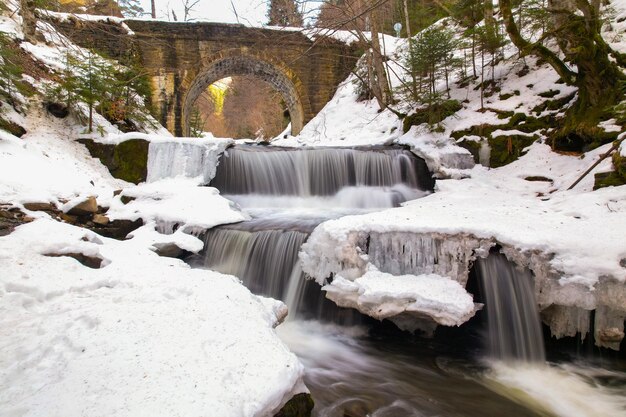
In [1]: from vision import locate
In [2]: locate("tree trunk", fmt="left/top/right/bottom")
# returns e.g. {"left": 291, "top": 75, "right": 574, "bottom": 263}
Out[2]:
{"left": 369, "top": 4, "right": 392, "bottom": 109}
{"left": 499, "top": 0, "right": 625, "bottom": 150}
{"left": 151, "top": 0, "right": 157, "bottom": 19}
{"left": 20, "top": 0, "right": 37, "bottom": 43}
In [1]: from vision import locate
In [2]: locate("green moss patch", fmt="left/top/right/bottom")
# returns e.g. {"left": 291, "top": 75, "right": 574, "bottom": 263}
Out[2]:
{"left": 488, "top": 134, "right": 537, "bottom": 168}
{"left": 78, "top": 138, "right": 149, "bottom": 184}
{"left": 403, "top": 100, "right": 462, "bottom": 132}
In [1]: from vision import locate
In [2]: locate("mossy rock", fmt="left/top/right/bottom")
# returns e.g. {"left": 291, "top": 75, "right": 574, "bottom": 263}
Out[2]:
{"left": 594, "top": 171, "right": 626, "bottom": 189}
{"left": 613, "top": 150, "right": 626, "bottom": 179}
{"left": 274, "top": 393, "right": 314, "bottom": 417}
{"left": 78, "top": 138, "right": 148, "bottom": 184}
{"left": 403, "top": 100, "right": 462, "bottom": 132}
{"left": 456, "top": 139, "right": 481, "bottom": 164}
{"left": 488, "top": 134, "right": 537, "bottom": 168}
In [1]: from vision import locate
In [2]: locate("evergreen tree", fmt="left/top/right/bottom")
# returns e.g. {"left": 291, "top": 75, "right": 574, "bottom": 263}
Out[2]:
{"left": 267, "top": 0, "right": 303, "bottom": 27}
{"left": 406, "top": 26, "right": 459, "bottom": 99}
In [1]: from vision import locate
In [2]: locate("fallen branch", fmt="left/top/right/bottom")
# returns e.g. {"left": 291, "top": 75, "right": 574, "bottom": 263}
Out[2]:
{"left": 567, "top": 137, "right": 624, "bottom": 190}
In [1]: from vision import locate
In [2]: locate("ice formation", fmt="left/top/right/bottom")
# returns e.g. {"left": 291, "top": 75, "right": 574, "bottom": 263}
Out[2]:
{"left": 147, "top": 137, "right": 232, "bottom": 184}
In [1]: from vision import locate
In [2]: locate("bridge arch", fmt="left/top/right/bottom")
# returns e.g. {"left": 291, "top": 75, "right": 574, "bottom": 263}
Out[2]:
{"left": 182, "top": 50, "right": 312, "bottom": 137}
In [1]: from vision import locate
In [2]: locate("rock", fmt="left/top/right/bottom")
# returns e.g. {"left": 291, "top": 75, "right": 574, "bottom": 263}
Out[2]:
{"left": 23, "top": 202, "right": 57, "bottom": 212}
{"left": 78, "top": 138, "right": 149, "bottom": 184}
{"left": 274, "top": 393, "right": 314, "bottom": 417}
{"left": 67, "top": 196, "right": 98, "bottom": 215}
{"left": 0, "top": 206, "right": 32, "bottom": 236}
{"left": 94, "top": 219, "right": 143, "bottom": 240}
{"left": 59, "top": 213, "right": 78, "bottom": 223}
{"left": 120, "top": 195, "right": 136, "bottom": 205}
{"left": 92, "top": 214, "right": 110, "bottom": 225}
{"left": 44, "top": 252, "right": 104, "bottom": 269}
{"left": 152, "top": 242, "right": 185, "bottom": 258}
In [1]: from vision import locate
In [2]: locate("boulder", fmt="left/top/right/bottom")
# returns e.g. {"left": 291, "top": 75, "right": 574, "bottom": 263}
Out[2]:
{"left": 67, "top": 196, "right": 98, "bottom": 216}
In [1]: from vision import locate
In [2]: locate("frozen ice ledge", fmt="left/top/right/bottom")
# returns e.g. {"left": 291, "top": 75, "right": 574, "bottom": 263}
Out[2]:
{"left": 301, "top": 229, "right": 626, "bottom": 350}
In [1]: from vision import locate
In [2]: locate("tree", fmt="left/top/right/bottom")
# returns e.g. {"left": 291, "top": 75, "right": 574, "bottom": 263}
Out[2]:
{"left": 267, "top": 0, "right": 303, "bottom": 27}
{"left": 406, "top": 25, "right": 459, "bottom": 99}
{"left": 498, "top": 0, "right": 626, "bottom": 150}
{"left": 118, "top": 0, "right": 145, "bottom": 17}
{"left": 20, "top": 0, "right": 37, "bottom": 43}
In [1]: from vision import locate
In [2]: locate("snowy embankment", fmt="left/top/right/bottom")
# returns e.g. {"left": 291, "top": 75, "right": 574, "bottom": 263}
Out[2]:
{"left": 0, "top": 219, "right": 304, "bottom": 417}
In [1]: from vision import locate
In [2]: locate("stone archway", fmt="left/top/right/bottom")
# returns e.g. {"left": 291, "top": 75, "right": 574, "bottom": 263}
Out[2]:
{"left": 182, "top": 53, "right": 309, "bottom": 137}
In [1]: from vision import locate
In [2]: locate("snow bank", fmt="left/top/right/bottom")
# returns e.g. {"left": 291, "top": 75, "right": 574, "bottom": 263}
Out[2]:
{"left": 107, "top": 178, "right": 248, "bottom": 233}
{"left": 0, "top": 125, "right": 124, "bottom": 207}
{"left": 0, "top": 219, "right": 305, "bottom": 417}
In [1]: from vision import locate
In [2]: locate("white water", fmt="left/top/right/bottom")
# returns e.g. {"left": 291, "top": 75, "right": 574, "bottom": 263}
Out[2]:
{"left": 476, "top": 254, "right": 546, "bottom": 362}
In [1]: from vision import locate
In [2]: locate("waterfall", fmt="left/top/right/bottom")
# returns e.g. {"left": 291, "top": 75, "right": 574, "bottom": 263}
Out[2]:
{"left": 199, "top": 145, "right": 433, "bottom": 324}
{"left": 210, "top": 145, "right": 435, "bottom": 195}
{"left": 475, "top": 254, "right": 546, "bottom": 362}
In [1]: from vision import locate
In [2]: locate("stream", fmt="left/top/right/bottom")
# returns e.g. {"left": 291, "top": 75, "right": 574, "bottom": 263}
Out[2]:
{"left": 193, "top": 145, "right": 626, "bottom": 417}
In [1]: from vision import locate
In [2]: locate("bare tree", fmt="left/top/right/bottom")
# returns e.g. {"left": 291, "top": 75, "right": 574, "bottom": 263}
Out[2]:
{"left": 182, "top": 0, "right": 200, "bottom": 22}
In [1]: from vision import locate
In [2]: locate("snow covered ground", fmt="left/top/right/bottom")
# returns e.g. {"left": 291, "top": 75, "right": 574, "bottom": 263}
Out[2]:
{"left": 1, "top": 8, "right": 309, "bottom": 414}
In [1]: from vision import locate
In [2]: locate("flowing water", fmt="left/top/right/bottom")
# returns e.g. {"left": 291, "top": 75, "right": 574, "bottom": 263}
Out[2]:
{"left": 194, "top": 145, "right": 626, "bottom": 417}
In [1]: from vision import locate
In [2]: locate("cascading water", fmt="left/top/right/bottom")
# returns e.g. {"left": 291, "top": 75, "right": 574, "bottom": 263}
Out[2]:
{"left": 200, "top": 145, "right": 434, "bottom": 321}
{"left": 475, "top": 254, "right": 546, "bottom": 362}
{"left": 191, "top": 144, "right": 625, "bottom": 417}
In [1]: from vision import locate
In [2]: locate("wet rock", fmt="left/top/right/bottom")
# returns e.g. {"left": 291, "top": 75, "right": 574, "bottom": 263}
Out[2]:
{"left": 45, "top": 252, "right": 104, "bottom": 269}
{"left": 274, "top": 393, "right": 314, "bottom": 417}
{"left": 66, "top": 196, "right": 98, "bottom": 216}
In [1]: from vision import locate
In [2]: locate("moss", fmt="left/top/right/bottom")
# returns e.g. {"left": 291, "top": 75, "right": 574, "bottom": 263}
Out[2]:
{"left": 613, "top": 150, "right": 626, "bottom": 179}
{"left": 488, "top": 134, "right": 537, "bottom": 168}
{"left": 538, "top": 89, "right": 560, "bottom": 98}
{"left": 594, "top": 171, "right": 626, "bottom": 189}
{"left": 274, "top": 393, "right": 314, "bottom": 417}
{"left": 78, "top": 138, "right": 148, "bottom": 184}
{"left": 456, "top": 139, "right": 481, "bottom": 164}
{"left": 531, "top": 92, "right": 576, "bottom": 114}
{"left": 499, "top": 92, "right": 514, "bottom": 101}
{"left": 403, "top": 99, "right": 462, "bottom": 132}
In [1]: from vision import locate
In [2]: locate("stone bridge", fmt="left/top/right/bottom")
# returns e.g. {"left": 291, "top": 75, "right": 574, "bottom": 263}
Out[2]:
{"left": 49, "top": 17, "right": 359, "bottom": 136}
